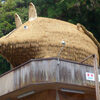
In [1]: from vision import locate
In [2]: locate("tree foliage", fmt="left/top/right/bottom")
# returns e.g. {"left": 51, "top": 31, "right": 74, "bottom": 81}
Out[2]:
{"left": 0, "top": 0, "right": 100, "bottom": 75}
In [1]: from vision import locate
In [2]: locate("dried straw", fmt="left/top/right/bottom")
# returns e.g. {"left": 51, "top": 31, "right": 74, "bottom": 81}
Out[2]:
{"left": 0, "top": 17, "right": 99, "bottom": 67}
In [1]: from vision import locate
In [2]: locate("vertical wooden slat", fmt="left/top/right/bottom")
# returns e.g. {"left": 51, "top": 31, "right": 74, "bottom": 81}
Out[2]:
{"left": 56, "top": 90, "right": 60, "bottom": 100}
{"left": 0, "top": 72, "right": 14, "bottom": 96}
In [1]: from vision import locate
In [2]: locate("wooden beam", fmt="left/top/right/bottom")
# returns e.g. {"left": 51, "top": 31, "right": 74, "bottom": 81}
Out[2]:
{"left": 93, "top": 55, "right": 100, "bottom": 100}
{"left": 80, "top": 54, "right": 94, "bottom": 64}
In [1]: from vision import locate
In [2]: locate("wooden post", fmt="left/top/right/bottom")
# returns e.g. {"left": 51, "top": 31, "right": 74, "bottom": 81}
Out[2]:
{"left": 93, "top": 55, "right": 100, "bottom": 100}
{"left": 56, "top": 90, "right": 60, "bottom": 100}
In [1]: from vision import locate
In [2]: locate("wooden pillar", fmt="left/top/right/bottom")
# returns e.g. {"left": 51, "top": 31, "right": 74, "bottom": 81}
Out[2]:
{"left": 93, "top": 55, "right": 100, "bottom": 100}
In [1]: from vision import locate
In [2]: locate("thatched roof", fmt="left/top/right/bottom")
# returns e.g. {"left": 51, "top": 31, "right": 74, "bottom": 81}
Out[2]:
{"left": 0, "top": 3, "right": 99, "bottom": 67}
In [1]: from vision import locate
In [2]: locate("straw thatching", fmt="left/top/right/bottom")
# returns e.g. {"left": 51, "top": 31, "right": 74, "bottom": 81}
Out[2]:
{"left": 0, "top": 3, "right": 99, "bottom": 67}
{"left": 29, "top": 2, "right": 37, "bottom": 21}
{"left": 15, "top": 13, "right": 22, "bottom": 28}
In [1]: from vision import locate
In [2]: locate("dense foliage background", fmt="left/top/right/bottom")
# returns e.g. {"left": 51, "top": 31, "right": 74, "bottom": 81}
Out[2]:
{"left": 0, "top": 0, "right": 100, "bottom": 75}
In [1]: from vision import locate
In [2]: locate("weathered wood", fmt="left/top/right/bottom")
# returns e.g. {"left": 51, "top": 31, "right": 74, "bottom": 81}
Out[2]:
{"left": 93, "top": 55, "right": 100, "bottom": 100}
{"left": 14, "top": 90, "right": 95, "bottom": 100}
{"left": 19, "top": 90, "right": 56, "bottom": 100}
{"left": 59, "top": 91, "right": 95, "bottom": 100}
{"left": 0, "top": 72, "right": 14, "bottom": 96}
{"left": 80, "top": 54, "right": 94, "bottom": 64}
{"left": 0, "top": 58, "right": 99, "bottom": 100}
{"left": 56, "top": 90, "right": 60, "bottom": 100}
